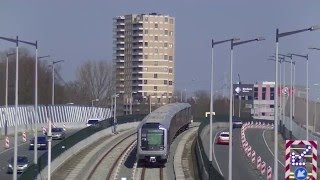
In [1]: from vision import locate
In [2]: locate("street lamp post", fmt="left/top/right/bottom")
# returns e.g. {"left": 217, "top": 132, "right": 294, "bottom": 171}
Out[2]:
{"left": 0, "top": 36, "right": 19, "bottom": 179}
{"left": 289, "top": 53, "right": 309, "bottom": 140}
{"left": 279, "top": 54, "right": 293, "bottom": 131}
{"left": 4, "top": 52, "right": 15, "bottom": 136}
{"left": 274, "top": 26, "right": 319, "bottom": 179}
{"left": 230, "top": 37, "right": 265, "bottom": 180}
{"left": 51, "top": 60, "right": 65, "bottom": 105}
{"left": 210, "top": 38, "right": 239, "bottom": 173}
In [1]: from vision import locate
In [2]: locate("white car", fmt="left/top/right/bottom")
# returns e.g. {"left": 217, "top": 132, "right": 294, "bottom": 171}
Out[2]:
{"left": 86, "top": 118, "right": 101, "bottom": 127}
{"left": 216, "top": 131, "right": 230, "bottom": 145}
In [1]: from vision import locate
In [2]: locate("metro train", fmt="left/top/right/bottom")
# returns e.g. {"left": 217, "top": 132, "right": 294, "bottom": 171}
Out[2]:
{"left": 136, "top": 103, "right": 191, "bottom": 164}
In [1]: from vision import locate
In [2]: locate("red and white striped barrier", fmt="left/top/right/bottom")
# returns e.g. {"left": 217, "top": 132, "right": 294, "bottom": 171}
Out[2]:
{"left": 261, "top": 161, "right": 266, "bottom": 175}
{"left": 63, "top": 123, "right": 66, "bottom": 131}
{"left": 247, "top": 145, "right": 252, "bottom": 158}
{"left": 251, "top": 150, "right": 256, "bottom": 165}
{"left": 42, "top": 127, "right": 47, "bottom": 135}
{"left": 257, "top": 156, "right": 261, "bottom": 170}
{"left": 22, "top": 132, "right": 27, "bottom": 142}
{"left": 52, "top": 123, "right": 56, "bottom": 128}
{"left": 267, "top": 166, "right": 272, "bottom": 180}
{"left": 5, "top": 137, "right": 9, "bottom": 149}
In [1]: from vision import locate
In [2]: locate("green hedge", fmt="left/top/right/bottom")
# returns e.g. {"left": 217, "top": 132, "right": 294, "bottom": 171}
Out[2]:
{"left": 19, "top": 114, "right": 146, "bottom": 180}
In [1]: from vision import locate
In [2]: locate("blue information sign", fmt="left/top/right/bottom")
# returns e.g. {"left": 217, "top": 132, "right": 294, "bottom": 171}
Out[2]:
{"left": 294, "top": 167, "right": 307, "bottom": 180}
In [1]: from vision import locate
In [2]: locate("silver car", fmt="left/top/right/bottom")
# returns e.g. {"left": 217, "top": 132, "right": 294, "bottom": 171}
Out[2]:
{"left": 7, "top": 156, "right": 29, "bottom": 174}
{"left": 51, "top": 127, "right": 65, "bottom": 140}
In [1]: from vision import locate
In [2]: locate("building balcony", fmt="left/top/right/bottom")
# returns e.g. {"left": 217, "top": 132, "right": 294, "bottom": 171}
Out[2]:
{"left": 132, "top": 42, "right": 143, "bottom": 49}
{"left": 132, "top": 50, "right": 143, "bottom": 56}
{"left": 133, "top": 30, "right": 144, "bottom": 36}
{"left": 132, "top": 24, "right": 143, "bottom": 30}
{"left": 132, "top": 62, "right": 143, "bottom": 67}
{"left": 113, "top": 33, "right": 125, "bottom": 38}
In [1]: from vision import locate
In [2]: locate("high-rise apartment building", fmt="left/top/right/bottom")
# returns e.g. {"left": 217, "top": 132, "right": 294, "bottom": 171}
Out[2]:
{"left": 113, "top": 13, "right": 175, "bottom": 115}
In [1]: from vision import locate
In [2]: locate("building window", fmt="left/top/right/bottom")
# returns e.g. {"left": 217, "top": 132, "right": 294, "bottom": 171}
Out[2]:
{"left": 154, "top": 74, "right": 158, "bottom": 78}
{"left": 144, "top": 17, "right": 148, "bottom": 22}
{"left": 155, "top": 23, "right": 158, "bottom": 28}
{"left": 169, "top": 31, "right": 173, "bottom": 36}
{"left": 164, "top": 80, "right": 168, "bottom": 84}
{"left": 144, "top": 80, "right": 147, "bottom": 84}
{"left": 164, "top": 55, "right": 168, "bottom": 60}
{"left": 143, "top": 67, "right": 148, "bottom": 71}
{"left": 254, "top": 92, "right": 258, "bottom": 100}
{"left": 157, "top": 98, "right": 161, "bottom": 103}
{"left": 165, "top": 17, "right": 168, "bottom": 22}
{"left": 270, "top": 93, "right": 274, "bottom": 100}
{"left": 164, "top": 30, "right": 168, "bottom": 35}
{"left": 154, "top": 61, "right": 158, "bottom": 66}
{"left": 169, "top": 68, "right": 173, "bottom": 73}
{"left": 154, "top": 36, "right": 158, "bottom": 41}
{"left": 169, "top": 19, "right": 174, "bottom": 24}
{"left": 144, "top": 55, "right": 148, "bottom": 59}
{"left": 164, "top": 67, "right": 168, "bottom": 72}
{"left": 169, "top": 43, "right": 173, "bottom": 48}
{"left": 154, "top": 49, "right": 158, "bottom": 53}
{"left": 164, "top": 42, "right": 168, "bottom": 47}
{"left": 145, "top": 30, "right": 148, "bottom": 34}
{"left": 270, "top": 104, "right": 275, "bottom": 108}
{"left": 169, "top": 81, "right": 173, "bottom": 85}
{"left": 144, "top": 42, "right": 148, "bottom": 47}
{"left": 169, "top": 56, "right": 173, "bottom": 61}
{"left": 154, "top": 86, "right": 158, "bottom": 91}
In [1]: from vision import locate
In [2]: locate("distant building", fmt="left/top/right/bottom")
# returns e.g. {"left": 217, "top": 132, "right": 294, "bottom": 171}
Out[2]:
{"left": 113, "top": 13, "right": 175, "bottom": 115}
{"left": 252, "top": 81, "right": 275, "bottom": 120}
{"left": 233, "top": 81, "right": 276, "bottom": 120}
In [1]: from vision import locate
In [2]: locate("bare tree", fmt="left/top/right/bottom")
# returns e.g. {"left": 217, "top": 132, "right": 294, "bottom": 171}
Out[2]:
{"left": 72, "top": 60, "right": 114, "bottom": 106}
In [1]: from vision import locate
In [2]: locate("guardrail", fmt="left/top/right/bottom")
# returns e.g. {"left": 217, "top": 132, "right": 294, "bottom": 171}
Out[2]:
{"left": 19, "top": 114, "right": 146, "bottom": 180}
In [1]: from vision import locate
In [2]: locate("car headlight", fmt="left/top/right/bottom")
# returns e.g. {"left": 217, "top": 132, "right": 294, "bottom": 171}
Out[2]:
{"left": 23, "top": 164, "right": 28, "bottom": 168}
{"left": 8, "top": 164, "right": 12, "bottom": 168}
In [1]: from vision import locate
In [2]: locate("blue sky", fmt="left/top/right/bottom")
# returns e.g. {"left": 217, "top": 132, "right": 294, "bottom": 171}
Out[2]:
{"left": 1, "top": 1, "right": 320, "bottom": 98}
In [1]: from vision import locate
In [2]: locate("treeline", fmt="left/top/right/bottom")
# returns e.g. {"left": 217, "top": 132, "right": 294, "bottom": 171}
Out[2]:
{"left": 0, "top": 49, "right": 114, "bottom": 107}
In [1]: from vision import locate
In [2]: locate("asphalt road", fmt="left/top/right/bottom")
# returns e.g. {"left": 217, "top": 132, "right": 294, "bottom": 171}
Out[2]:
{"left": 246, "top": 128, "right": 285, "bottom": 179}
{"left": 203, "top": 126, "right": 260, "bottom": 180}
{"left": 0, "top": 128, "right": 80, "bottom": 180}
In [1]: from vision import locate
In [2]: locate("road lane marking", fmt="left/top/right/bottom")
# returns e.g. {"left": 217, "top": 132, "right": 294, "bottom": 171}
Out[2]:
{"left": 0, "top": 142, "right": 27, "bottom": 155}
{"left": 213, "top": 129, "right": 224, "bottom": 176}
{"left": 262, "top": 129, "right": 285, "bottom": 167}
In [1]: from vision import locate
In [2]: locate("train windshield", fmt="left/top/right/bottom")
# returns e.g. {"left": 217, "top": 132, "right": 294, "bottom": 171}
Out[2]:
{"left": 141, "top": 129, "right": 164, "bottom": 151}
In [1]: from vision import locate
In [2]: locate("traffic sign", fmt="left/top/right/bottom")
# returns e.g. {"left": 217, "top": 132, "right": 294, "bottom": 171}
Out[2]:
{"left": 294, "top": 167, "right": 307, "bottom": 180}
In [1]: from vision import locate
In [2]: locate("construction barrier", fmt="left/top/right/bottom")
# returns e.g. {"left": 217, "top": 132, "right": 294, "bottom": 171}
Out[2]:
{"left": 285, "top": 140, "right": 317, "bottom": 180}
{"left": 267, "top": 166, "right": 272, "bottom": 180}
{"left": 251, "top": 150, "right": 256, "bottom": 165}
{"left": 261, "top": 161, "right": 266, "bottom": 176}
{"left": 257, "top": 156, "right": 261, "bottom": 170}
{"left": 247, "top": 145, "right": 252, "bottom": 158}
{"left": 22, "top": 132, "right": 27, "bottom": 142}
{"left": 5, "top": 136, "right": 9, "bottom": 148}
{"left": 42, "top": 127, "right": 47, "bottom": 135}
{"left": 63, "top": 123, "right": 66, "bottom": 131}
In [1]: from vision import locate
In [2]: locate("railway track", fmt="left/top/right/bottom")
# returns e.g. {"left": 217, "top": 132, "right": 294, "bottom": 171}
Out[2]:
{"left": 87, "top": 133, "right": 136, "bottom": 180}
{"left": 140, "top": 167, "right": 164, "bottom": 180}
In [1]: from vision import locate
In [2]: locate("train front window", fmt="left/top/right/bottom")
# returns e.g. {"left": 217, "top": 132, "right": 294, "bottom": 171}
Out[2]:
{"left": 141, "top": 129, "right": 164, "bottom": 150}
